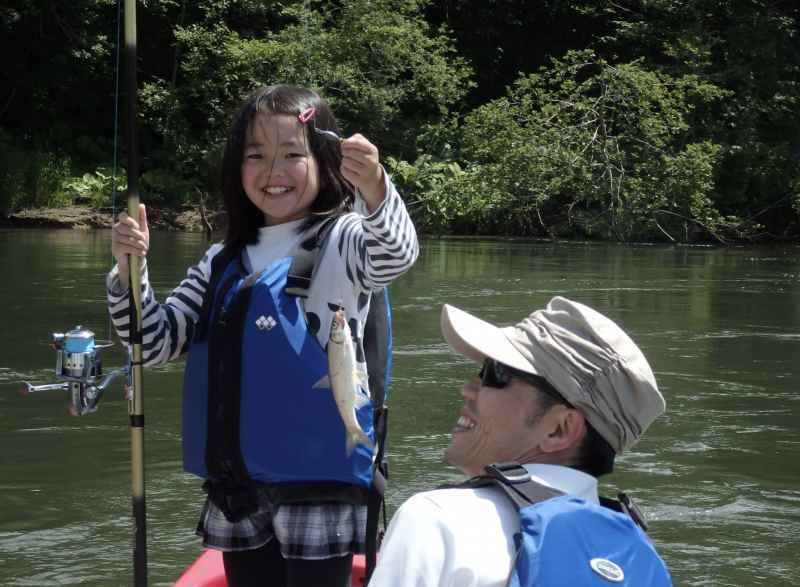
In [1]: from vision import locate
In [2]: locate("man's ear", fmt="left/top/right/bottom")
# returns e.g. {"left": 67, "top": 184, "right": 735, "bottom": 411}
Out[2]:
{"left": 540, "top": 407, "right": 586, "bottom": 454}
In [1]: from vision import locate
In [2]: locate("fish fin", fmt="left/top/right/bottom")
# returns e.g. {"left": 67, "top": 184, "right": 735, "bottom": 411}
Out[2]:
{"left": 353, "top": 385, "right": 371, "bottom": 409}
{"left": 346, "top": 429, "right": 374, "bottom": 456}
{"left": 352, "top": 369, "right": 369, "bottom": 407}
{"left": 312, "top": 375, "right": 330, "bottom": 390}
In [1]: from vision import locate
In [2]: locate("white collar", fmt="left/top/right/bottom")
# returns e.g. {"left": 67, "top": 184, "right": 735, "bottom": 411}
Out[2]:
{"left": 256, "top": 217, "right": 305, "bottom": 240}
{"left": 522, "top": 463, "right": 599, "bottom": 503}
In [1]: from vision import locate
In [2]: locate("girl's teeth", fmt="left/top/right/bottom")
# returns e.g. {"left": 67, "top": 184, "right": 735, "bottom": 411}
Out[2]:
{"left": 265, "top": 186, "right": 290, "bottom": 194}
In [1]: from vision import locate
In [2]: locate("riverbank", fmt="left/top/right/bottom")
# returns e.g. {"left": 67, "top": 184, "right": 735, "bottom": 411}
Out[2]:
{"left": 0, "top": 205, "right": 224, "bottom": 231}
{"left": 4, "top": 205, "right": 798, "bottom": 245}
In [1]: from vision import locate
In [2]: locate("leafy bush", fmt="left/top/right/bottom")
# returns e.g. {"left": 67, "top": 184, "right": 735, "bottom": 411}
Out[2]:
{"left": 140, "top": 168, "right": 196, "bottom": 207}
{"left": 414, "top": 50, "right": 732, "bottom": 241}
{"left": 139, "top": 0, "right": 473, "bottom": 185}
{"left": 62, "top": 168, "right": 126, "bottom": 209}
{"left": 0, "top": 131, "right": 73, "bottom": 212}
{"left": 387, "top": 153, "right": 467, "bottom": 234}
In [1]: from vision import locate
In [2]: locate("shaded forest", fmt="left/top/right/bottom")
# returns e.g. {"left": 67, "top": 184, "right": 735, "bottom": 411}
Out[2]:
{"left": 1, "top": 0, "right": 798, "bottom": 241}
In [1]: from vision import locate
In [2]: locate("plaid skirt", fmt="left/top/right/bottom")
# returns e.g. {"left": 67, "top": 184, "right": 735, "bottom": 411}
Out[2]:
{"left": 196, "top": 489, "right": 367, "bottom": 559}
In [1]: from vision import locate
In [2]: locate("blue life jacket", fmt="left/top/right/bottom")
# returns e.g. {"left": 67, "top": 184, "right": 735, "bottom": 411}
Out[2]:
{"left": 182, "top": 253, "right": 376, "bottom": 487}
{"left": 481, "top": 462, "right": 673, "bottom": 587}
{"left": 181, "top": 217, "right": 386, "bottom": 520}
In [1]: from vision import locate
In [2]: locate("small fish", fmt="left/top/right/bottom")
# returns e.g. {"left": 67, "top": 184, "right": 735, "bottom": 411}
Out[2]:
{"left": 314, "top": 308, "right": 374, "bottom": 456}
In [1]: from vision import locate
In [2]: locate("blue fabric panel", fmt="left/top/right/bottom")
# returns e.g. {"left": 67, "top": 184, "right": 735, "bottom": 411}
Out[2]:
{"left": 182, "top": 255, "right": 375, "bottom": 487}
{"left": 509, "top": 495, "right": 672, "bottom": 587}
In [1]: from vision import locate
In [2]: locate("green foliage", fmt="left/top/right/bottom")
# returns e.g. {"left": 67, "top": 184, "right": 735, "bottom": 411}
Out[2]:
{"left": 62, "top": 168, "right": 125, "bottom": 209}
{"left": 598, "top": 0, "right": 800, "bottom": 237}
{"left": 140, "top": 169, "right": 196, "bottom": 207}
{"left": 406, "top": 50, "right": 730, "bottom": 240}
{"left": 2, "top": 0, "right": 798, "bottom": 239}
{"left": 0, "top": 131, "right": 73, "bottom": 212}
{"left": 138, "top": 0, "right": 473, "bottom": 183}
{"left": 387, "top": 154, "right": 467, "bottom": 234}
{"left": 2, "top": 0, "right": 472, "bottom": 215}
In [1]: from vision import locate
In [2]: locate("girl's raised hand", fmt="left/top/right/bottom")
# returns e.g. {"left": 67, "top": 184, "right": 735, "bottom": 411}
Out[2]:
{"left": 340, "top": 134, "right": 386, "bottom": 212}
{"left": 111, "top": 203, "right": 149, "bottom": 283}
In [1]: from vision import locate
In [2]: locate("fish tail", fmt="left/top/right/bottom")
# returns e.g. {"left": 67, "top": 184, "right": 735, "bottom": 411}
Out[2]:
{"left": 346, "top": 429, "right": 374, "bottom": 456}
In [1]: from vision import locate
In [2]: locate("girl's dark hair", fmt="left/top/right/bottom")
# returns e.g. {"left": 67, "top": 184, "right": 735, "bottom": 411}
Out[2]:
{"left": 221, "top": 84, "right": 353, "bottom": 248}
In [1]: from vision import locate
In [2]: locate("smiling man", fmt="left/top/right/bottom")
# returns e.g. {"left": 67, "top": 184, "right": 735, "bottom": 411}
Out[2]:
{"left": 368, "top": 297, "right": 668, "bottom": 587}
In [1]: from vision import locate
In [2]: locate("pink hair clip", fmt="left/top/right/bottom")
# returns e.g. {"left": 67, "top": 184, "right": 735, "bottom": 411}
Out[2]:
{"left": 298, "top": 106, "right": 342, "bottom": 142}
{"left": 298, "top": 107, "right": 316, "bottom": 124}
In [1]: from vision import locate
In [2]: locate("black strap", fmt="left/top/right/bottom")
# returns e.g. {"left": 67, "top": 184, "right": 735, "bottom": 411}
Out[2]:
{"left": 603, "top": 492, "right": 649, "bottom": 532}
{"left": 194, "top": 242, "right": 241, "bottom": 343}
{"left": 202, "top": 479, "right": 259, "bottom": 523}
{"left": 364, "top": 407, "right": 388, "bottom": 583}
{"left": 284, "top": 216, "right": 337, "bottom": 298}
{"left": 363, "top": 288, "right": 391, "bottom": 408}
{"left": 205, "top": 264, "right": 260, "bottom": 492}
{"left": 480, "top": 462, "right": 650, "bottom": 533}
{"left": 483, "top": 462, "right": 565, "bottom": 510}
{"left": 363, "top": 288, "right": 392, "bottom": 584}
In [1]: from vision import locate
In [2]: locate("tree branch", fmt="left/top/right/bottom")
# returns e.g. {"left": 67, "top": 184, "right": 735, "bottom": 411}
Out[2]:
{"left": 653, "top": 209, "right": 728, "bottom": 244}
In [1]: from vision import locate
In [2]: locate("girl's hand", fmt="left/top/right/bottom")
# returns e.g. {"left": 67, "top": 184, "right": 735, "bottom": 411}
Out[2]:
{"left": 340, "top": 134, "right": 386, "bottom": 213}
{"left": 111, "top": 203, "right": 149, "bottom": 284}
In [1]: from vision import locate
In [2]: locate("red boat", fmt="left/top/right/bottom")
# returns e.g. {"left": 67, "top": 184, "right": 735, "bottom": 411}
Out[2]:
{"left": 174, "top": 549, "right": 367, "bottom": 586}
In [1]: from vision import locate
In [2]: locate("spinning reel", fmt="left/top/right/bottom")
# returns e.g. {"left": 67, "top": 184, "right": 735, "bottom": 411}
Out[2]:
{"left": 23, "top": 326, "right": 130, "bottom": 416}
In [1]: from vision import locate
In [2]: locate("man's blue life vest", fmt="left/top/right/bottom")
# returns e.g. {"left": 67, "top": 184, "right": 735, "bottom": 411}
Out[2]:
{"left": 181, "top": 217, "right": 392, "bottom": 516}
{"left": 481, "top": 462, "right": 673, "bottom": 587}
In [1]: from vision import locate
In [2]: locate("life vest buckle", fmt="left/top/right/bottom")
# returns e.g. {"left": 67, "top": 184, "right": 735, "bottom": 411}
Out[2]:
{"left": 485, "top": 461, "right": 531, "bottom": 485}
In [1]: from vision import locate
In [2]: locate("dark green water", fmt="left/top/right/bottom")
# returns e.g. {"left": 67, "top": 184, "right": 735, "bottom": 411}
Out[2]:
{"left": 1, "top": 229, "right": 798, "bottom": 586}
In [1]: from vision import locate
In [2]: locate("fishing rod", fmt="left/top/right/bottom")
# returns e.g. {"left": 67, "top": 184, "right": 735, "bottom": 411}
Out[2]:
{"left": 22, "top": 1, "right": 148, "bottom": 584}
{"left": 124, "top": 0, "right": 148, "bottom": 583}
{"left": 23, "top": 0, "right": 147, "bottom": 587}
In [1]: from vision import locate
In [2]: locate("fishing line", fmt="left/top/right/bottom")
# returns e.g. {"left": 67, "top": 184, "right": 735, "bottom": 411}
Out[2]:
{"left": 108, "top": 0, "right": 123, "bottom": 343}
{"left": 303, "top": 0, "right": 316, "bottom": 89}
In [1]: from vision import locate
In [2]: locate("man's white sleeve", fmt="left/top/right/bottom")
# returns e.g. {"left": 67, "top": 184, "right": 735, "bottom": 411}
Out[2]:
{"left": 369, "top": 494, "right": 450, "bottom": 587}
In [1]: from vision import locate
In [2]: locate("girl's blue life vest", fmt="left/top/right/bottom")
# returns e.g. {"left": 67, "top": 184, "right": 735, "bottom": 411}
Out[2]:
{"left": 182, "top": 252, "right": 376, "bottom": 493}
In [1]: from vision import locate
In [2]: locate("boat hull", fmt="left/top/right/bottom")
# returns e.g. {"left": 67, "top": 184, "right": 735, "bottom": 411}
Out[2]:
{"left": 174, "top": 549, "right": 367, "bottom": 586}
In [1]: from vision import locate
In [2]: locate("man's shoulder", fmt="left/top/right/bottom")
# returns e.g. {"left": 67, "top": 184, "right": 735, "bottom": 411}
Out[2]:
{"left": 386, "top": 485, "right": 521, "bottom": 565}
{"left": 397, "top": 485, "right": 515, "bottom": 520}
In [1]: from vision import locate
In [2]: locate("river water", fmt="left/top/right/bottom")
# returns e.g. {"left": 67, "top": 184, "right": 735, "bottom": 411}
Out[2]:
{"left": 0, "top": 228, "right": 798, "bottom": 586}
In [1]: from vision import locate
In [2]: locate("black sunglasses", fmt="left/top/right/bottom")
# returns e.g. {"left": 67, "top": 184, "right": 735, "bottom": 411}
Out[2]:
{"left": 478, "top": 358, "right": 573, "bottom": 407}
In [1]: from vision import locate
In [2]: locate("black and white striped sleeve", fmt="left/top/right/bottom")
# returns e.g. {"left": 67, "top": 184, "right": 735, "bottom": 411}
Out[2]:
{"left": 106, "top": 243, "right": 223, "bottom": 366}
{"left": 337, "top": 172, "right": 419, "bottom": 290}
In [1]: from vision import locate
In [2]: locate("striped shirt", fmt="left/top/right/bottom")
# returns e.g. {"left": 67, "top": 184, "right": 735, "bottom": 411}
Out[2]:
{"left": 106, "top": 173, "right": 418, "bottom": 556}
{"left": 107, "top": 174, "right": 418, "bottom": 367}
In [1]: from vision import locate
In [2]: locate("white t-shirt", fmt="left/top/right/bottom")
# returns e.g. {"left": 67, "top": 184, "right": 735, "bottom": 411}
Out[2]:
{"left": 369, "top": 464, "right": 599, "bottom": 587}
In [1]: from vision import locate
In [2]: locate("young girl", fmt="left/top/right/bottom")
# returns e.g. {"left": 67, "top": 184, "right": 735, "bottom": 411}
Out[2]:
{"left": 108, "top": 84, "right": 419, "bottom": 587}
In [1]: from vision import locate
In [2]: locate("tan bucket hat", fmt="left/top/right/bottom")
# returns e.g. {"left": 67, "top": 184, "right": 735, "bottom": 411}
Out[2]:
{"left": 440, "top": 297, "right": 665, "bottom": 453}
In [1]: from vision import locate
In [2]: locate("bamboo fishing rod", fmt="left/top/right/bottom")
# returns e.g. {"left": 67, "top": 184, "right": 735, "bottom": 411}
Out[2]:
{"left": 124, "top": 0, "right": 147, "bottom": 584}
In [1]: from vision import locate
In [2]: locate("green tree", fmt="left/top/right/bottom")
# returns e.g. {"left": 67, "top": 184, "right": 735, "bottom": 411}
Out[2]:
{"left": 419, "top": 0, "right": 800, "bottom": 238}
{"left": 0, "top": 0, "right": 471, "bottom": 210}
{"left": 137, "top": 0, "right": 472, "bottom": 203}
{"left": 597, "top": 0, "right": 800, "bottom": 236}
{"left": 405, "top": 50, "right": 731, "bottom": 241}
